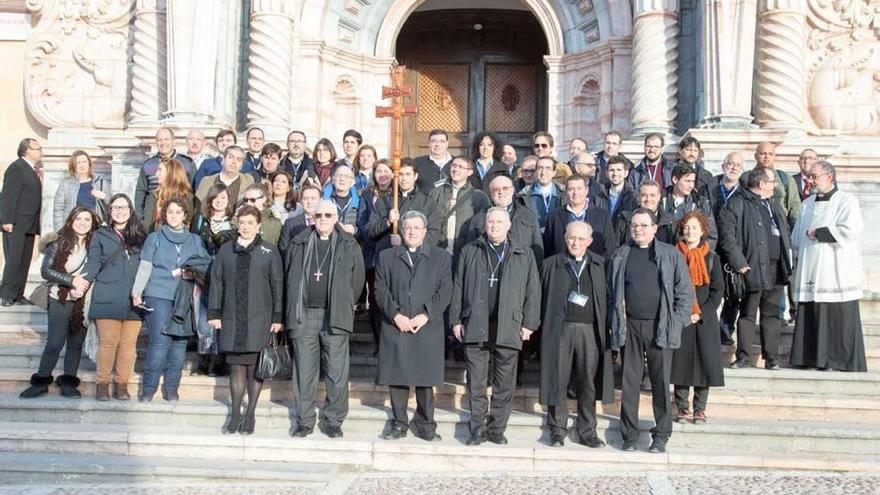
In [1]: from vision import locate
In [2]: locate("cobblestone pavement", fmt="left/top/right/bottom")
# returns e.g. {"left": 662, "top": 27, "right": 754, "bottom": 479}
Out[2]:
{"left": 1, "top": 472, "right": 878, "bottom": 495}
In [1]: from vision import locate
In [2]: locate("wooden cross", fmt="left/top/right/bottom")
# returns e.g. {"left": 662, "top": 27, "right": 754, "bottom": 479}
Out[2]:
{"left": 376, "top": 64, "right": 418, "bottom": 235}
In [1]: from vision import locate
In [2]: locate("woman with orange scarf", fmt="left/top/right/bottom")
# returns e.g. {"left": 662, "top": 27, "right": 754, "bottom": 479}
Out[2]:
{"left": 671, "top": 211, "right": 724, "bottom": 424}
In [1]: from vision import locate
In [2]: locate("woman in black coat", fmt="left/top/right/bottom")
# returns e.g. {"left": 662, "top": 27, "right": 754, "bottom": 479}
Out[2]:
{"left": 208, "top": 205, "right": 283, "bottom": 435}
{"left": 671, "top": 211, "right": 724, "bottom": 424}
{"left": 19, "top": 207, "right": 100, "bottom": 399}
{"left": 82, "top": 194, "right": 147, "bottom": 401}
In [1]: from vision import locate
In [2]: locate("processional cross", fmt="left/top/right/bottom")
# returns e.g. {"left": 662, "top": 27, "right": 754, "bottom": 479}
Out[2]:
{"left": 375, "top": 65, "right": 418, "bottom": 235}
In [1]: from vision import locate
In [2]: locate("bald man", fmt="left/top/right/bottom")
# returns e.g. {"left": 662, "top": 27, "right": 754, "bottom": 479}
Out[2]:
{"left": 753, "top": 142, "right": 801, "bottom": 227}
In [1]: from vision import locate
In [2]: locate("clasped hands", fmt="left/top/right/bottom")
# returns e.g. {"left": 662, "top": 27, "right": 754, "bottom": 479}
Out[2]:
{"left": 70, "top": 275, "right": 90, "bottom": 298}
{"left": 394, "top": 313, "right": 429, "bottom": 333}
{"left": 451, "top": 324, "right": 532, "bottom": 342}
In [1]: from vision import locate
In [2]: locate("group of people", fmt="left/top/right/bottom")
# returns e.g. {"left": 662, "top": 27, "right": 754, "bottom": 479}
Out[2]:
{"left": 1, "top": 125, "right": 866, "bottom": 452}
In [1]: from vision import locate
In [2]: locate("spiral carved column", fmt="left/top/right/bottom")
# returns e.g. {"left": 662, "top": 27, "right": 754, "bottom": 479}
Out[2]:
{"left": 753, "top": 0, "right": 806, "bottom": 130}
{"left": 630, "top": 0, "right": 680, "bottom": 137}
{"left": 128, "top": 0, "right": 167, "bottom": 125}
{"left": 246, "top": 0, "right": 294, "bottom": 138}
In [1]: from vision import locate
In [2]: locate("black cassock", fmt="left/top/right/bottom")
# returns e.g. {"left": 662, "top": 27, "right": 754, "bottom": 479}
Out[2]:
{"left": 374, "top": 245, "right": 453, "bottom": 386}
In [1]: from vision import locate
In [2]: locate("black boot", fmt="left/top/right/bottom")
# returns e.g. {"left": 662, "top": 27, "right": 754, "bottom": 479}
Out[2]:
{"left": 56, "top": 374, "right": 82, "bottom": 399}
{"left": 209, "top": 354, "right": 228, "bottom": 377}
{"left": 19, "top": 374, "right": 53, "bottom": 399}
{"left": 194, "top": 354, "right": 210, "bottom": 376}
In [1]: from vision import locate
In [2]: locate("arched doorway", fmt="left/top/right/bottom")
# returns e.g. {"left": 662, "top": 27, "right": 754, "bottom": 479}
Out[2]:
{"left": 395, "top": 4, "right": 549, "bottom": 158}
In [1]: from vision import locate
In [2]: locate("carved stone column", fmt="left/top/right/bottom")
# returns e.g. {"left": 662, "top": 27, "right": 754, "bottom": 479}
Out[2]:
{"left": 630, "top": 0, "right": 680, "bottom": 137}
{"left": 753, "top": 0, "right": 807, "bottom": 131}
{"left": 165, "top": 0, "right": 220, "bottom": 125}
{"left": 128, "top": 0, "right": 167, "bottom": 125}
{"left": 700, "top": 0, "right": 757, "bottom": 127}
{"left": 246, "top": 0, "right": 295, "bottom": 138}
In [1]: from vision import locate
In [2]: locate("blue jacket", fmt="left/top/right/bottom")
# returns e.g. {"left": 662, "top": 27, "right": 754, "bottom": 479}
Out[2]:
{"left": 322, "top": 184, "right": 367, "bottom": 233}
{"left": 141, "top": 225, "right": 208, "bottom": 301}
{"left": 192, "top": 157, "right": 222, "bottom": 191}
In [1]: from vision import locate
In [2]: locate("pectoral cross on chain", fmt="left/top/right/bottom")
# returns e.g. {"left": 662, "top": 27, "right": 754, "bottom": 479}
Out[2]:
{"left": 314, "top": 270, "right": 323, "bottom": 281}
{"left": 488, "top": 275, "right": 498, "bottom": 287}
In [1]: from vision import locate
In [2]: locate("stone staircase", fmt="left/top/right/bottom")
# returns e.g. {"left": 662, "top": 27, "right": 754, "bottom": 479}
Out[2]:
{"left": 0, "top": 290, "right": 878, "bottom": 486}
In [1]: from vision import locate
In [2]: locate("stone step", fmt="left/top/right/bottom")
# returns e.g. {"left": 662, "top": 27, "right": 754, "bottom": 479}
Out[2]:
{"left": 0, "top": 405, "right": 878, "bottom": 463}
{"left": 0, "top": 306, "right": 46, "bottom": 326}
{"left": 1, "top": 365, "right": 879, "bottom": 423}
{"left": 0, "top": 451, "right": 334, "bottom": 486}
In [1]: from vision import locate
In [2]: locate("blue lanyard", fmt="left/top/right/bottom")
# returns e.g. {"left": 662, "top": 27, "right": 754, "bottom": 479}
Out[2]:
{"left": 567, "top": 257, "right": 587, "bottom": 293}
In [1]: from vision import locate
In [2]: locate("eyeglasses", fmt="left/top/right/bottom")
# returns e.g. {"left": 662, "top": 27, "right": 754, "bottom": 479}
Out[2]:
{"left": 314, "top": 212, "right": 336, "bottom": 219}
{"left": 808, "top": 172, "right": 829, "bottom": 180}
{"left": 521, "top": 168, "right": 536, "bottom": 174}
{"left": 645, "top": 145, "right": 662, "bottom": 150}
{"left": 244, "top": 196, "right": 264, "bottom": 203}
{"left": 533, "top": 143, "right": 550, "bottom": 149}
{"left": 110, "top": 205, "right": 130, "bottom": 211}
{"left": 631, "top": 223, "right": 653, "bottom": 229}
{"left": 166, "top": 209, "right": 185, "bottom": 216}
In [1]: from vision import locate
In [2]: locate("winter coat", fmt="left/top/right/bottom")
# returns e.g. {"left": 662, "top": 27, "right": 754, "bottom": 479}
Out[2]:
{"left": 542, "top": 205, "right": 616, "bottom": 259}
{"left": 53, "top": 175, "right": 111, "bottom": 230}
{"left": 366, "top": 189, "right": 442, "bottom": 253}
{"left": 467, "top": 198, "right": 545, "bottom": 264}
{"left": 82, "top": 227, "right": 142, "bottom": 320}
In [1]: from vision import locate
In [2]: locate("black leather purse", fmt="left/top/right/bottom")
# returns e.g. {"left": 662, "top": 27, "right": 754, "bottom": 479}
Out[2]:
{"left": 255, "top": 333, "right": 292, "bottom": 381}
{"left": 723, "top": 263, "right": 746, "bottom": 300}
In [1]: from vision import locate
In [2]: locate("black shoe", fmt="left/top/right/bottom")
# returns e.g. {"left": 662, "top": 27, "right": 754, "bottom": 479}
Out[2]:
{"left": 290, "top": 425, "right": 313, "bottom": 438}
{"left": 19, "top": 374, "right": 52, "bottom": 399}
{"left": 222, "top": 415, "right": 242, "bottom": 434}
{"left": 574, "top": 434, "right": 605, "bottom": 449}
{"left": 239, "top": 414, "right": 255, "bottom": 435}
{"left": 548, "top": 434, "right": 565, "bottom": 447}
{"left": 729, "top": 358, "right": 750, "bottom": 369}
{"left": 381, "top": 425, "right": 407, "bottom": 440}
{"left": 0, "top": 298, "right": 13, "bottom": 307}
{"left": 56, "top": 375, "right": 81, "bottom": 399}
{"left": 414, "top": 432, "right": 442, "bottom": 442}
{"left": 324, "top": 425, "right": 343, "bottom": 438}
{"left": 14, "top": 297, "right": 33, "bottom": 306}
{"left": 622, "top": 438, "right": 638, "bottom": 451}
{"left": 721, "top": 337, "right": 735, "bottom": 346}
{"left": 465, "top": 431, "right": 485, "bottom": 446}
{"left": 765, "top": 359, "right": 780, "bottom": 370}
{"left": 486, "top": 432, "right": 508, "bottom": 445}
{"left": 648, "top": 438, "right": 667, "bottom": 453}
{"left": 193, "top": 355, "right": 210, "bottom": 376}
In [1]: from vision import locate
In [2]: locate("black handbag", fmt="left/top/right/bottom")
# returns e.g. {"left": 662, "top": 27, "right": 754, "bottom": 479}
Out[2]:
{"left": 723, "top": 263, "right": 746, "bottom": 300}
{"left": 255, "top": 333, "right": 292, "bottom": 381}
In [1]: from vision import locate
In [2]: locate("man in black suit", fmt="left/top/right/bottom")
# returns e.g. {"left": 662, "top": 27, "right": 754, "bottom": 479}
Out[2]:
{"left": 414, "top": 129, "right": 453, "bottom": 194}
{"left": 1, "top": 138, "right": 44, "bottom": 306}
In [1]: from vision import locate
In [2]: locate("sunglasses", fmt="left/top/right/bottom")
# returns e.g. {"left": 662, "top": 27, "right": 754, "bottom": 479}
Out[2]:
{"left": 533, "top": 143, "right": 550, "bottom": 149}
{"left": 314, "top": 212, "right": 336, "bottom": 219}
{"left": 244, "top": 196, "right": 264, "bottom": 203}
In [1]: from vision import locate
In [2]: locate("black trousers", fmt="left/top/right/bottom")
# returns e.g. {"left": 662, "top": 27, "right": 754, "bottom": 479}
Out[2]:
{"left": 1, "top": 228, "right": 35, "bottom": 301}
{"left": 292, "top": 308, "right": 350, "bottom": 429}
{"left": 736, "top": 285, "right": 784, "bottom": 361}
{"left": 719, "top": 295, "right": 739, "bottom": 340}
{"left": 465, "top": 340, "right": 519, "bottom": 436}
{"left": 389, "top": 385, "right": 436, "bottom": 436}
{"left": 620, "top": 318, "right": 672, "bottom": 443}
{"left": 674, "top": 386, "right": 709, "bottom": 413}
{"left": 37, "top": 297, "right": 85, "bottom": 377}
{"left": 547, "top": 322, "right": 600, "bottom": 438}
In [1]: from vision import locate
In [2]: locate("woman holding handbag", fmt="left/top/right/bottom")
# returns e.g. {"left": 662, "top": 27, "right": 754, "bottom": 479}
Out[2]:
{"left": 208, "top": 205, "right": 283, "bottom": 435}
{"left": 19, "top": 207, "right": 99, "bottom": 399}
{"left": 82, "top": 194, "right": 147, "bottom": 400}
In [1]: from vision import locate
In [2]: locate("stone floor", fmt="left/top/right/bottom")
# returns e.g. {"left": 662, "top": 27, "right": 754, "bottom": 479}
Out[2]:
{"left": 3, "top": 471, "right": 879, "bottom": 495}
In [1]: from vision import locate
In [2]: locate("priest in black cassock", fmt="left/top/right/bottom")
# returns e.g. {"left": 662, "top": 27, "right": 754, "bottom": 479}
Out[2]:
{"left": 450, "top": 207, "right": 541, "bottom": 446}
{"left": 539, "top": 221, "right": 614, "bottom": 448}
{"left": 285, "top": 200, "right": 365, "bottom": 439}
{"left": 375, "top": 210, "right": 453, "bottom": 441}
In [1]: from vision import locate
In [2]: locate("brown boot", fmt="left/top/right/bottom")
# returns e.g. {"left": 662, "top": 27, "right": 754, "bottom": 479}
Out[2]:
{"left": 113, "top": 383, "right": 130, "bottom": 401}
{"left": 95, "top": 383, "right": 110, "bottom": 401}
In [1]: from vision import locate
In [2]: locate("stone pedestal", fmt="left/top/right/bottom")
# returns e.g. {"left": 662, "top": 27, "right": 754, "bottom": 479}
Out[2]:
{"left": 630, "top": 0, "right": 680, "bottom": 137}
{"left": 245, "top": 0, "right": 295, "bottom": 140}
{"left": 699, "top": 0, "right": 757, "bottom": 128}
{"left": 753, "top": 0, "right": 807, "bottom": 132}
{"left": 128, "top": 0, "right": 167, "bottom": 126}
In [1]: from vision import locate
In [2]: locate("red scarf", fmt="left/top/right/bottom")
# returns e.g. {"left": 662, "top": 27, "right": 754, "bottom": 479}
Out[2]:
{"left": 676, "top": 241, "right": 710, "bottom": 315}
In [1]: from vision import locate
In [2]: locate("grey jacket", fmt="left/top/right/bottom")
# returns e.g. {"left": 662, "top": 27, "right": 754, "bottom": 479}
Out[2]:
{"left": 607, "top": 241, "right": 695, "bottom": 351}
{"left": 53, "top": 175, "right": 110, "bottom": 230}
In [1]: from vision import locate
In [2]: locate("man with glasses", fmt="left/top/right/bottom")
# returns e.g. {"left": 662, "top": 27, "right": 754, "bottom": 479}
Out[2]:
{"left": 280, "top": 130, "right": 318, "bottom": 188}
{"left": 285, "top": 200, "right": 365, "bottom": 439}
{"left": 794, "top": 148, "right": 819, "bottom": 200}
{"left": 595, "top": 130, "right": 634, "bottom": 183}
{"left": 1, "top": 138, "right": 44, "bottom": 306}
{"left": 532, "top": 131, "right": 572, "bottom": 185}
{"left": 471, "top": 175, "right": 543, "bottom": 264}
{"left": 430, "top": 156, "right": 491, "bottom": 265}
{"left": 323, "top": 166, "right": 362, "bottom": 236}
{"left": 519, "top": 156, "right": 566, "bottom": 232}
{"left": 195, "top": 145, "right": 254, "bottom": 204}
{"left": 415, "top": 129, "right": 453, "bottom": 194}
{"left": 718, "top": 167, "right": 792, "bottom": 370}
{"left": 608, "top": 207, "right": 694, "bottom": 453}
{"left": 627, "top": 133, "right": 672, "bottom": 192}
{"left": 514, "top": 155, "right": 538, "bottom": 192}
{"left": 714, "top": 152, "right": 746, "bottom": 345}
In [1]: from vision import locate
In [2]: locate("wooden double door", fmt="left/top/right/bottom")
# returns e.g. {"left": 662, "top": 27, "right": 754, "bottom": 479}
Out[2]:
{"left": 395, "top": 9, "right": 548, "bottom": 158}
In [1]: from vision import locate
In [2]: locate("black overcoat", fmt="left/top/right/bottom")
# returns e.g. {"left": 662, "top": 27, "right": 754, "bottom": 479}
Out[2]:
{"left": 468, "top": 198, "right": 544, "bottom": 264}
{"left": 208, "top": 238, "right": 283, "bottom": 353}
{"left": 538, "top": 252, "right": 614, "bottom": 405}
{"left": 375, "top": 245, "right": 453, "bottom": 386}
{"left": 448, "top": 237, "right": 540, "bottom": 350}
{"left": 366, "top": 190, "right": 442, "bottom": 252}
{"left": 542, "top": 206, "right": 616, "bottom": 259}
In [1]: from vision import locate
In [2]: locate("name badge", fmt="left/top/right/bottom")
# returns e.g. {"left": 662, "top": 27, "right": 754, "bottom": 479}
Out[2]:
{"left": 568, "top": 291, "right": 588, "bottom": 307}
{"left": 433, "top": 179, "right": 447, "bottom": 188}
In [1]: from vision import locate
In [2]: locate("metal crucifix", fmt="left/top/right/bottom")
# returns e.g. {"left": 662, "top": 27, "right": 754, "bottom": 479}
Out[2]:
{"left": 375, "top": 64, "right": 418, "bottom": 235}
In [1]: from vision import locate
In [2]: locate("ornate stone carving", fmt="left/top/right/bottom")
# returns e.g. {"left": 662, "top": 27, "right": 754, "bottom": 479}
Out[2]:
{"left": 630, "top": 0, "right": 680, "bottom": 136}
{"left": 128, "top": 0, "right": 167, "bottom": 124}
{"left": 24, "top": 0, "right": 134, "bottom": 130}
{"left": 753, "top": 0, "right": 807, "bottom": 130}
{"left": 806, "top": 0, "right": 880, "bottom": 135}
{"left": 246, "top": 0, "right": 294, "bottom": 137}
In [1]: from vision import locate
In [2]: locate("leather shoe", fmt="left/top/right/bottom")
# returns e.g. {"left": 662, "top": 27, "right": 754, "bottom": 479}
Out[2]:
{"left": 95, "top": 383, "right": 111, "bottom": 401}
{"left": 548, "top": 434, "right": 565, "bottom": 447}
{"left": 486, "top": 432, "right": 508, "bottom": 445}
{"left": 648, "top": 438, "right": 667, "bottom": 453}
{"left": 729, "top": 358, "right": 750, "bottom": 369}
{"left": 765, "top": 359, "right": 781, "bottom": 370}
{"left": 290, "top": 425, "right": 313, "bottom": 438}
{"left": 324, "top": 425, "right": 343, "bottom": 438}
{"left": 14, "top": 297, "right": 33, "bottom": 306}
{"left": 622, "top": 439, "right": 638, "bottom": 451}
{"left": 222, "top": 415, "right": 242, "bottom": 434}
{"left": 238, "top": 414, "right": 255, "bottom": 435}
{"left": 0, "top": 298, "right": 13, "bottom": 307}
{"left": 465, "top": 431, "right": 485, "bottom": 446}
{"left": 575, "top": 435, "right": 605, "bottom": 449}
{"left": 381, "top": 426, "right": 407, "bottom": 440}
{"left": 415, "top": 432, "right": 442, "bottom": 442}
{"left": 112, "top": 383, "right": 130, "bottom": 401}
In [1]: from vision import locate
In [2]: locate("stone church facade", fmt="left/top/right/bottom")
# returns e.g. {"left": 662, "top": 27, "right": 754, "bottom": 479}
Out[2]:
{"left": 12, "top": 0, "right": 880, "bottom": 288}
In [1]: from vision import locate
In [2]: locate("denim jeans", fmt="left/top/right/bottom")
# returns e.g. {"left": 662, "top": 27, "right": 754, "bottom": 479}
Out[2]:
{"left": 141, "top": 297, "right": 188, "bottom": 396}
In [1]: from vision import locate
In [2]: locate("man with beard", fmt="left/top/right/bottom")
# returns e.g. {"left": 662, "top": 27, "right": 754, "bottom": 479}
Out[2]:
{"left": 430, "top": 156, "right": 491, "bottom": 264}
{"left": 627, "top": 133, "right": 671, "bottom": 192}
{"left": 280, "top": 130, "right": 318, "bottom": 188}
{"left": 674, "top": 136, "right": 717, "bottom": 204}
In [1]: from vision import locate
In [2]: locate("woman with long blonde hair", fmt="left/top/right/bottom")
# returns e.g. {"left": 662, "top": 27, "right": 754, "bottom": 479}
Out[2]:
{"left": 143, "top": 158, "right": 193, "bottom": 231}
